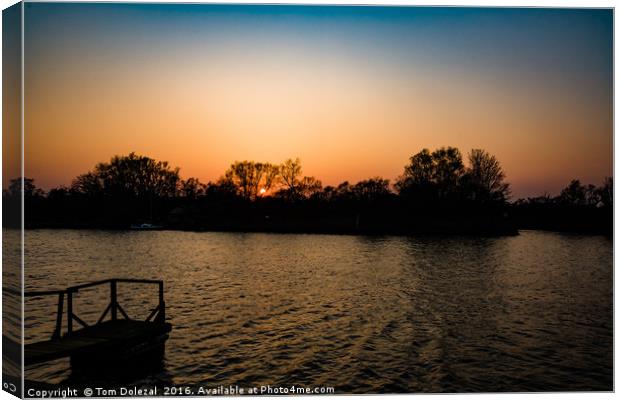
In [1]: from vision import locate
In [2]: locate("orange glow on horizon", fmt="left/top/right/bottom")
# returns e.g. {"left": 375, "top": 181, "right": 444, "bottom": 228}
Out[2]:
{"left": 22, "top": 5, "right": 612, "bottom": 199}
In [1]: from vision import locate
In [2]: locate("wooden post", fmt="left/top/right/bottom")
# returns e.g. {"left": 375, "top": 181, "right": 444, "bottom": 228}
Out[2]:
{"left": 157, "top": 281, "right": 165, "bottom": 323}
{"left": 52, "top": 292, "right": 64, "bottom": 340}
{"left": 67, "top": 290, "right": 73, "bottom": 334}
{"left": 110, "top": 280, "right": 117, "bottom": 321}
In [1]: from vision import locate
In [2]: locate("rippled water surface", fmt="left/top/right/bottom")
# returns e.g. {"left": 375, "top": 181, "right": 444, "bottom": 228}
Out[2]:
{"left": 23, "top": 230, "right": 612, "bottom": 392}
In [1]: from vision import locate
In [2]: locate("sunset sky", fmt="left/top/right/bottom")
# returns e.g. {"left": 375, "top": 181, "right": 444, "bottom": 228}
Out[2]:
{"left": 22, "top": 4, "right": 612, "bottom": 199}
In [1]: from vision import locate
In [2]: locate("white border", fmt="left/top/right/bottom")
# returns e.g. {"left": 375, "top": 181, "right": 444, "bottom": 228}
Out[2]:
{"left": 0, "top": 1, "right": 616, "bottom": 400}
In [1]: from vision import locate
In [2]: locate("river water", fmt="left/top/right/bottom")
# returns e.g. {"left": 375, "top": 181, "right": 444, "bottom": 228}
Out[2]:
{"left": 22, "top": 229, "right": 612, "bottom": 392}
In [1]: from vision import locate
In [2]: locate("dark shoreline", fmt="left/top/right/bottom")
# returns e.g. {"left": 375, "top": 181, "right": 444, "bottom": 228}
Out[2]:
{"left": 19, "top": 220, "right": 615, "bottom": 237}
{"left": 14, "top": 201, "right": 612, "bottom": 238}
{"left": 22, "top": 225, "right": 519, "bottom": 237}
{"left": 20, "top": 226, "right": 614, "bottom": 237}
{"left": 18, "top": 212, "right": 522, "bottom": 237}
{"left": 19, "top": 222, "right": 614, "bottom": 237}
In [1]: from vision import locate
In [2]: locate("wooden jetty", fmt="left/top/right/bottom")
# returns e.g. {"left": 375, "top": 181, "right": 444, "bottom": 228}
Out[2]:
{"left": 24, "top": 279, "right": 172, "bottom": 370}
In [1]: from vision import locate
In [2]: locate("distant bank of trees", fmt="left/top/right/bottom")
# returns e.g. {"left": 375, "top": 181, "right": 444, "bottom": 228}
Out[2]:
{"left": 514, "top": 177, "right": 613, "bottom": 209}
{"left": 510, "top": 177, "right": 612, "bottom": 234}
{"left": 3, "top": 148, "right": 612, "bottom": 235}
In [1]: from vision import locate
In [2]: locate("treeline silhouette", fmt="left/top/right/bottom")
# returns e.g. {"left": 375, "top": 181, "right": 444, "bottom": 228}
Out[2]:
{"left": 510, "top": 178, "right": 612, "bottom": 234}
{"left": 4, "top": 148, "right": 612, "bottom": 235}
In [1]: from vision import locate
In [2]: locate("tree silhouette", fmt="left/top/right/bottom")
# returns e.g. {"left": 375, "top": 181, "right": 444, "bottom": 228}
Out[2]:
{"left": 71, "top": 153, "right": 180, "bottom": 199}
{"left": 559, "top": 179, "right": 587, "bottom": 206}
{"left": 395, "top": 147, "right": 464, "bottom": 202}
{"left": 433, "top": 147, "right": 465, "bottom": 199}
{"left": 299, "top": 176, "right": 322, "bottom": 199}
{"left": 205, "top": 178, "right": 239, "bottom": 200}
{"left": 334, "top": 181, "right": 353, "bottom": 200}
{"left": 71, "top": 171, "right": 104, "bottom": 198}
{"left": 465, "top": 149, "right": 510, "bottom": 203}
{"left": 598, "top": 177, "right": 613, "bottom": 208}
{"left": 262, "top": 163, "right": 280, "bottom": 195}
{"left": 350, "top": 178, "right": 391, "bottom": 203}
{"left": 180, "top": 177, "right": 207, "bottom": 199}
{"left": 68, "top": 153, "right": 181, "bottom": 223}
{"left": 12, "top": 149, "right": 612, "bottom": 235}
{"left": 279, "top": 158, "right": 303, "bottom": 200}
{"left": 224, "top": 161, "right": 260, "bottom": 200}
{"left": 224, "top": 161, "right": 280, "bottom": 200}
{"left": 5, "top": 177, "right": 45, "bottom": 199}
{"left": 396, "top": 149, "right": 434, "bottom": 188}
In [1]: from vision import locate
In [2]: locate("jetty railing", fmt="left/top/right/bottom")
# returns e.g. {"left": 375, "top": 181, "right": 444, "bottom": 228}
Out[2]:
{"left": 24, "top": 278, "right": 165, "bottom": 340}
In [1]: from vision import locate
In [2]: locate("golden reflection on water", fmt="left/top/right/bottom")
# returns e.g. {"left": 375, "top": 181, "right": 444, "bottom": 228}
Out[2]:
{"left": 23, "top": 230, "right": 612, "bottom": 392}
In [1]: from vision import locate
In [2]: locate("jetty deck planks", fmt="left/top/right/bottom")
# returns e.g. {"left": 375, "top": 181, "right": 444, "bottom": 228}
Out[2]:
{"left": 25, "top": 320, "right": 171, "bottom": 365}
